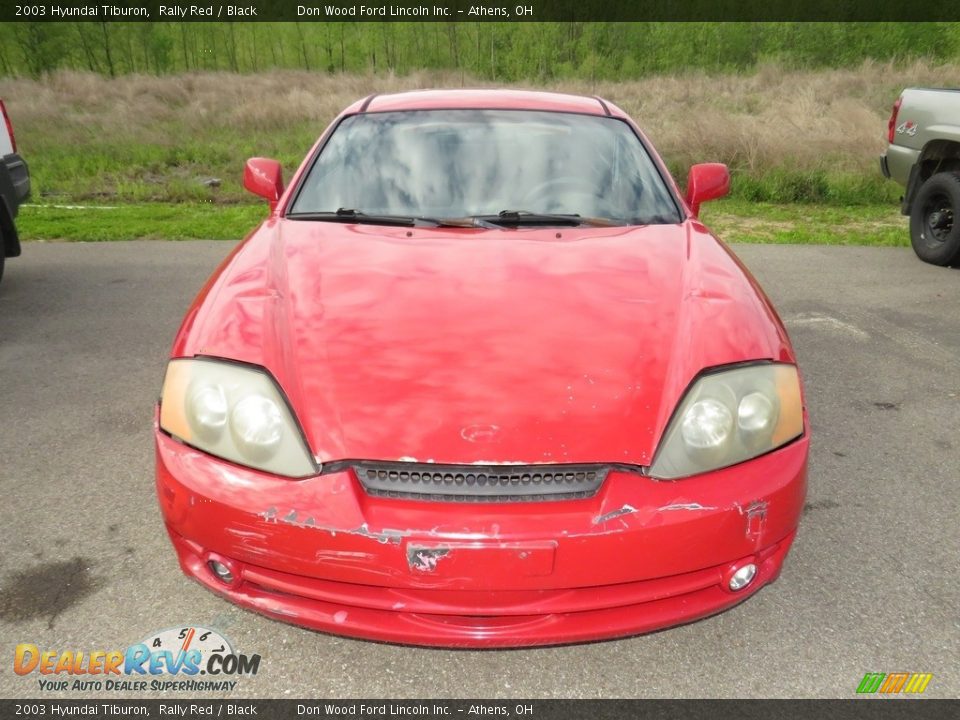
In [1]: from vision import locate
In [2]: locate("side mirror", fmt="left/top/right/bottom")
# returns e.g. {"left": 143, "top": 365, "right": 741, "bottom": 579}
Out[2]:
{"left": 244, "top": 157, "right": 284, "bottom": 208}
{"left": 685, "top": 163, "right": 730, "bottom": 217}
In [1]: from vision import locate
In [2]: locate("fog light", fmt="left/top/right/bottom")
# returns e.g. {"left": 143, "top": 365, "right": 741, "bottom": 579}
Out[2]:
{"left": 208, "top": 560, "right": 234, "bottom": 584}
{"left": 728, "top": 563, "right": 757, "bottom": 591}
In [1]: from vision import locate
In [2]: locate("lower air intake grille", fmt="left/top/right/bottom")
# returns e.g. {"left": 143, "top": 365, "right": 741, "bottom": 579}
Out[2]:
{"left": 353, "top": 462, "right": 608, "bottom": 502}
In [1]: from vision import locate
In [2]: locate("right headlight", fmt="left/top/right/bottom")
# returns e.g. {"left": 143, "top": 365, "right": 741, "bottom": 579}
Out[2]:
{"left": 159, "top": 358, "right": 316, "bottom": 478}
{"left": 649, "top": 362, "right": 804, "bottom": 479}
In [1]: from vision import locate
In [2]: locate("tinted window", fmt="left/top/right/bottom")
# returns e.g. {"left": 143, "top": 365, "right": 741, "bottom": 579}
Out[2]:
{"left": 290, "top": 110, "right": 680, "bottom": 224}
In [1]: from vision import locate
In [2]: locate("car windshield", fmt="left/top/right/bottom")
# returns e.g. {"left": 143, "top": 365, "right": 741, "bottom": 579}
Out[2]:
{"left": 288, "top": 109, "right": 681, "bottom": 225}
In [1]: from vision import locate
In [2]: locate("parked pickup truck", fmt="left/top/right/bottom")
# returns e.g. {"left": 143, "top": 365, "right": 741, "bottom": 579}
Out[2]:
{"left": 881, "top": 88, "right": 960, "bottom": 266}
{"left": 0, "top": 99, "right": 29, "bottom": 285}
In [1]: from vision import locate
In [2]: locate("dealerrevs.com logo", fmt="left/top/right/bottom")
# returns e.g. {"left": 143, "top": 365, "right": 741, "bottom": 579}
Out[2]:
{"left": 14, "top": 626, "right": 260, "bottom": 692}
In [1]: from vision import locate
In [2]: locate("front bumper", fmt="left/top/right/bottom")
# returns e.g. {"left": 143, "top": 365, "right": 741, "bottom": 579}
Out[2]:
{"left": 156, "top": 428, "right": 807, "bottom": 647}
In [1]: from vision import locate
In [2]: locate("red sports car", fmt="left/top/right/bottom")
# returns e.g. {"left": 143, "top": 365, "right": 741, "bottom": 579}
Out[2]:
{"left": 155, "top": 89, "right": 808, "bottom": 647}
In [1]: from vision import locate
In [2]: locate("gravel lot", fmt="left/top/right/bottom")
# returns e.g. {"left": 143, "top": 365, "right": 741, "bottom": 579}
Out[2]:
{"left": 0, "top": 241, "right": 956, "bottom": 699}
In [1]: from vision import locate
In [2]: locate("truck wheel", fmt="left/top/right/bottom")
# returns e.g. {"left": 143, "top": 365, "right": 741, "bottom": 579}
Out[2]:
{"left": 910, "top": 171, "right": 960, "bottom": 266}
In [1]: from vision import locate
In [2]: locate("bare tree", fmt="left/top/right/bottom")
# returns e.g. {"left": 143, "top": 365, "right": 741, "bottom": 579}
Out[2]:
{"left": 179, "top": 23, "right": 190, "bottom": 71}
{"left": 100, "top": 22, "right": 115, "bottom": 77}
{"left": 295, "top": 22, "right": 310, "bottom": 70}
{"left": 75, "top": 24, "right": 100, "bottom": 73}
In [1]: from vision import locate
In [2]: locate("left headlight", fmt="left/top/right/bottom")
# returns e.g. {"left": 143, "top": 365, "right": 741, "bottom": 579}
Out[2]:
{"left": 159, "top": 358, "right": 316, "bottom": 478}
{"left": 649, "top": 362, "right": 804, "bottom": 480}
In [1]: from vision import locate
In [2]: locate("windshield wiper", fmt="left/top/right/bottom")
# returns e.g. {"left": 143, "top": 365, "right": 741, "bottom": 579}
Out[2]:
{"left": 286, "top": 208, "right": 417, "bottom": 227}
{"left": 287, "top": 209, "right": 507, "bottom": 229}
{"left": 286, "top": 208, "right": 510, "bottom": 230}
{"left": 474, "top": 210, "right": 625, "bottom": 227}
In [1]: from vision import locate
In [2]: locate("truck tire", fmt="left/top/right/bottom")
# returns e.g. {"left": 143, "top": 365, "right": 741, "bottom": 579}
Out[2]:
{"left": 910, "top": 171, "right": 960, "bottom": 266}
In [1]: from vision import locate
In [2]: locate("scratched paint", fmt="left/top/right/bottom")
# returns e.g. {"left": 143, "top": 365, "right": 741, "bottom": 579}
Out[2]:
{"left": 407, "top": 547, "right": 449, "bottom": 572}
{"left": 740, "top": 500, "right": 768, "bottom": 540}
{"left": 659, "top": 502, "right": 717, "bottom": 512}
{"left": 259, "top": 506, "right": 411, "bottom": 544}
{"left": 593, "top": 504, "right": 637, "bottom": 525}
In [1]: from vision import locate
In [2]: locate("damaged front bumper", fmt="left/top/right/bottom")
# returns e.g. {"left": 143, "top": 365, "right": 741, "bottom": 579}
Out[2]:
{"left": 155, "top": 429, "right": 807, "bottom": 648}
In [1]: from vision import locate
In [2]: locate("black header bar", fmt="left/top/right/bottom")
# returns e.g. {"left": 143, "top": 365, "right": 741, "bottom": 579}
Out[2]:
{"left": 2, "top": 0, "right": 959, "bottom": 22}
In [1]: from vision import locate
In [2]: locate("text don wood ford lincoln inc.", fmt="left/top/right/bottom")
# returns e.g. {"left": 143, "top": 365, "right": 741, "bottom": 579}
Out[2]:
{"left": 296, "top": 5, "right": 535, "bottom": 18}
{"left": 302, "top": 704, "right": 536, "bottom": 716}
{"left": 13, "top": 627, "right": 260, "bottom": 692}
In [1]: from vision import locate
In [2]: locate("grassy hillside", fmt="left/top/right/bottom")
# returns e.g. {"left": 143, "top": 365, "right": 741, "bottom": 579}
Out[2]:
{"left": 3, "top": 62, "right": 946, "bottom": 202}
{"left": 0, "top": 62, "right": 933, "bottom": 243}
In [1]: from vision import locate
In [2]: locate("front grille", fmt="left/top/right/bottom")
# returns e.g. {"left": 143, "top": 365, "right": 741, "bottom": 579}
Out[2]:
{"left": 353, "top": 462, "right": 609, "bottom": 502}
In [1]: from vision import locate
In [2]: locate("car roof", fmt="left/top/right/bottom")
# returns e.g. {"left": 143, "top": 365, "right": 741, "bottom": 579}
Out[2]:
{"left": 348, "top": 89, "right": 621, "bottom": 117}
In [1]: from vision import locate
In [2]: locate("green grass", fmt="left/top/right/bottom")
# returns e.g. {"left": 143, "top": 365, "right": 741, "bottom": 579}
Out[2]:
{"left": 26, "top": 125, "right": 316, "bottom": 205}
{"left": 727, "top": 170, "right": 901, "bottom": 206}
{"left": 17, "top": 198, "right": 910, "bottom": 246}
{"left": 700, "top": 199, "right": 909, "bottom": 245}
{"left": 18, "top": 202, "right": 268, "bottom": 241}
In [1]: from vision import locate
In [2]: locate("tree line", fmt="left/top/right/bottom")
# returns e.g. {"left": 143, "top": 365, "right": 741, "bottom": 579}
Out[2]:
{"left": 1, "top": 22, "right": 957, "bottom": 79}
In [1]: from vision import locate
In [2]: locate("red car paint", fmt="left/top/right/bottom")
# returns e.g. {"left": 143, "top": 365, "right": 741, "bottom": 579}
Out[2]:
{"left": 156, "top": 89, "right": 808, "bottom": 647}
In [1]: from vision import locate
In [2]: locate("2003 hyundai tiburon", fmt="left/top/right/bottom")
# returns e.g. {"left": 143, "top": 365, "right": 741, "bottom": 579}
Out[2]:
{"left": 155, "top": 89, "right": 809, "bottom": 647}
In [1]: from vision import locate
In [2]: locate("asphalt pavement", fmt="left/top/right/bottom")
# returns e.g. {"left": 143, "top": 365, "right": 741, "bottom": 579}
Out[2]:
{"left": 0, "top": 240, "right": 957, "bottom": 699}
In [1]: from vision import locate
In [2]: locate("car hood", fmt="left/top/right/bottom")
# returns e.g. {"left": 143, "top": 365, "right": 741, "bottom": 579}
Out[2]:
{"left": 176, "top": 220, "right": 793, "bottom": 466}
